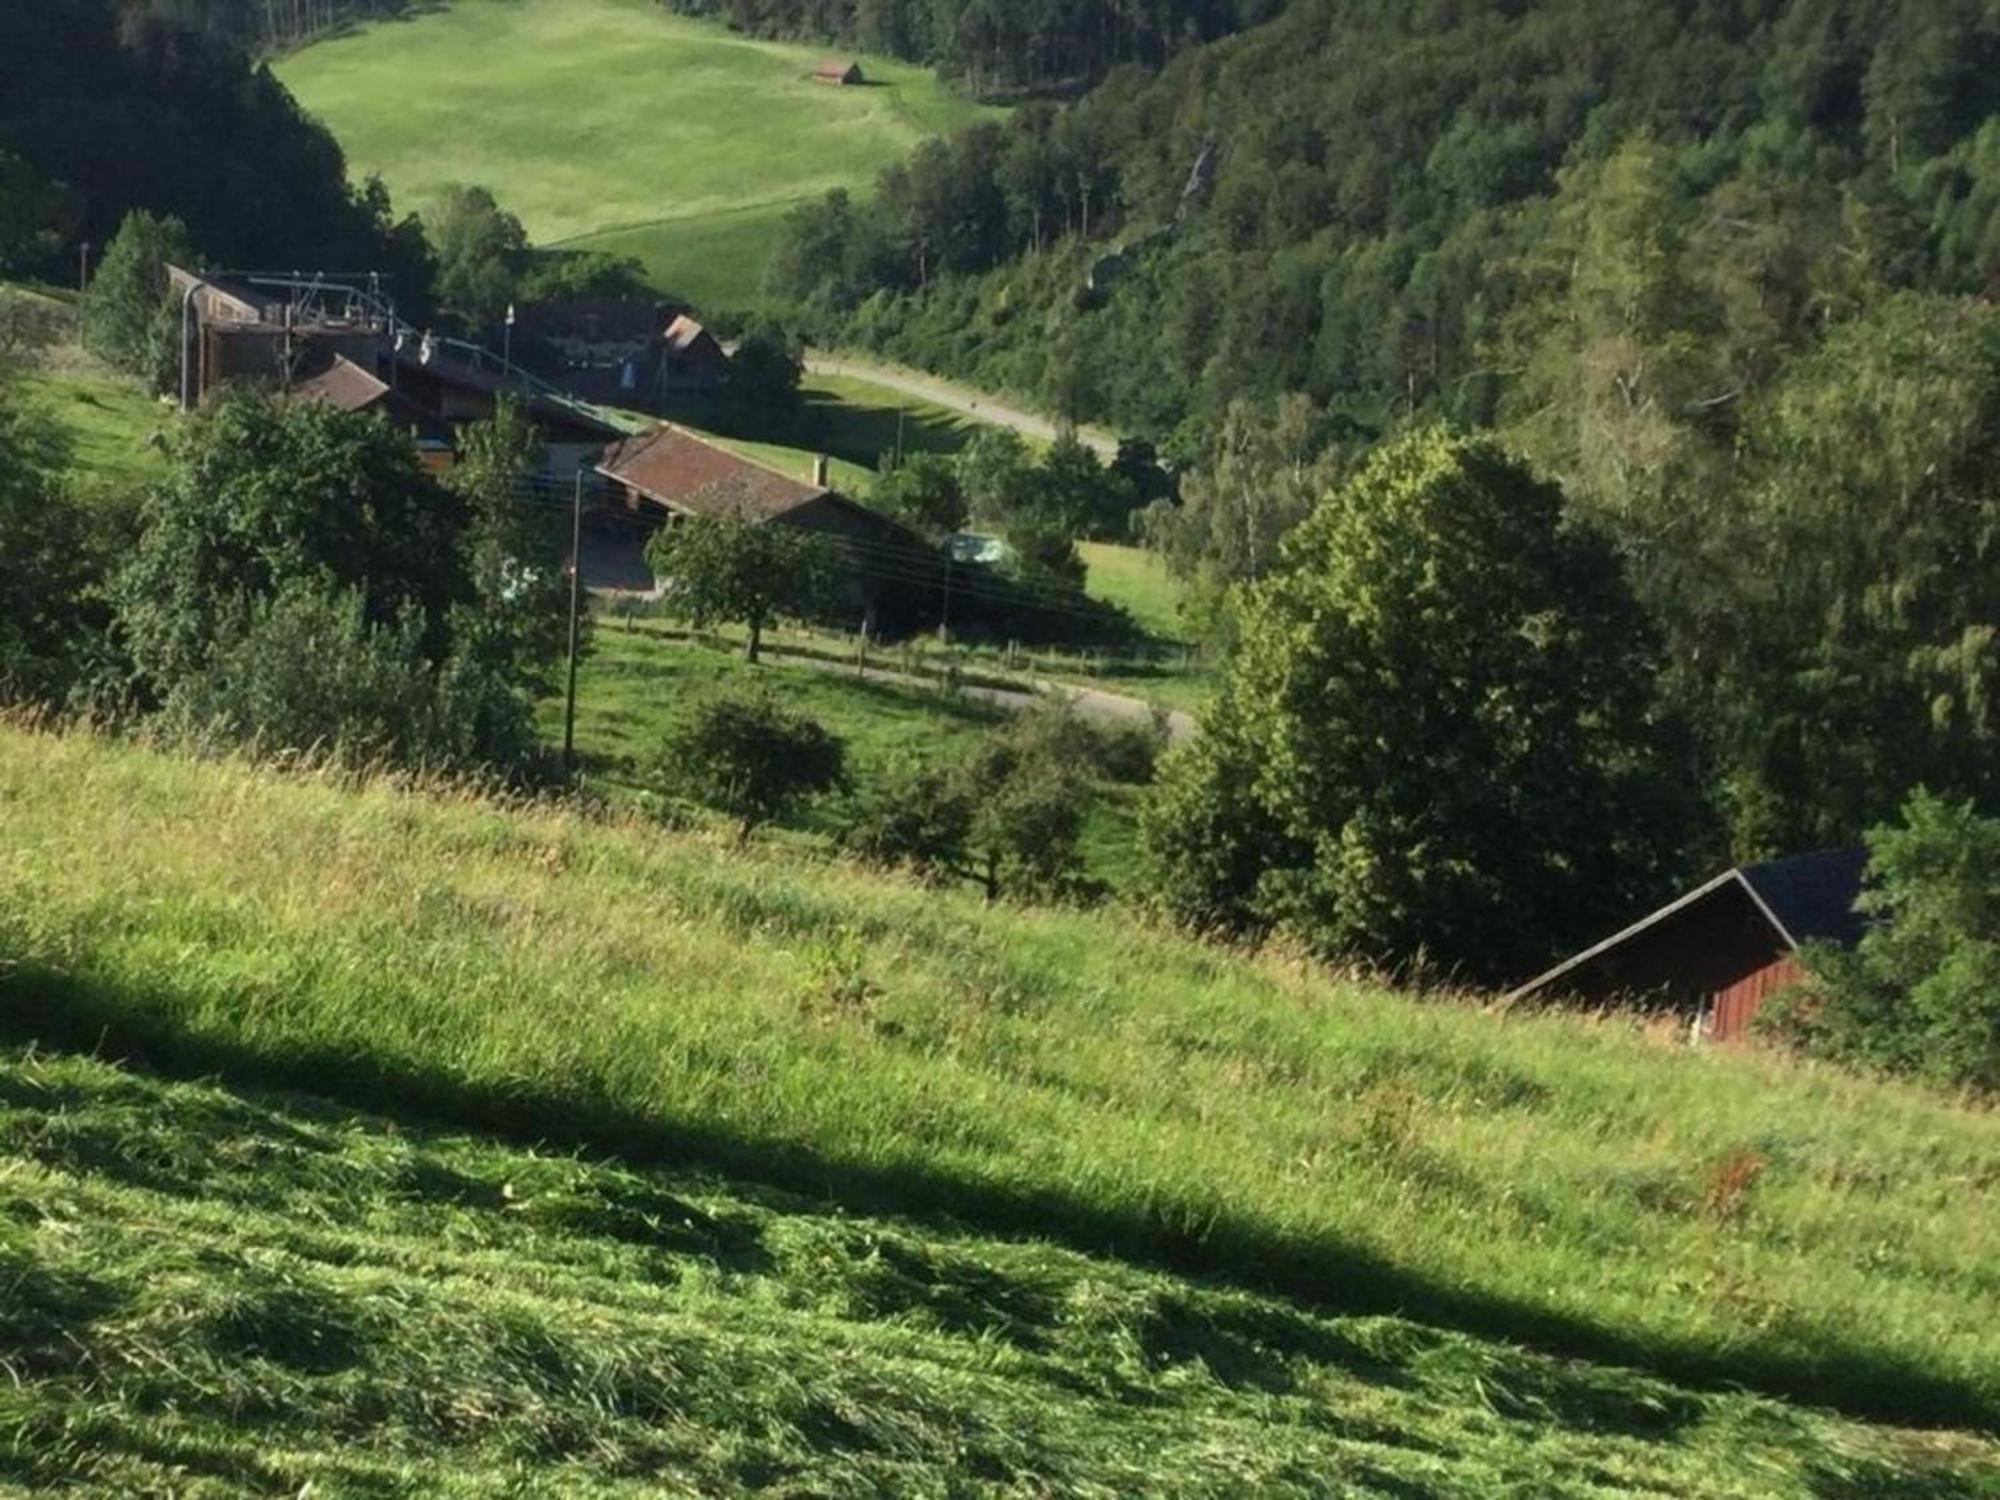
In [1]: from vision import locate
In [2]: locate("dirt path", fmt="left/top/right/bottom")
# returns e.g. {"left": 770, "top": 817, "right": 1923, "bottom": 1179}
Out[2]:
{"left": 803, "top": 350, "right": 1121, "bottom": 459}
{"left": 768, "top": 642, "right": 1197, "bottom": 741}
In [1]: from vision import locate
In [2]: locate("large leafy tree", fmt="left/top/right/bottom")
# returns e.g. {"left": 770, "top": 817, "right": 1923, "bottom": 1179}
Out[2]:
{"left": 116, "top": 391, "right": 470, "bottom": 699}
{"left": 1769, "top": 791, "right": 2000, "bottom": 1094}
{"left": 1139, "top": 394, "right": 1343, "bottom": 642}
{"left": 1707, "top": 292, "right": 2000, "bottom": 852}
{"left": 428, "top": 185, "right": 527, "bottom": 327}
{"left": 644, "top": 509, "right": 835, "bottom": 664}
{"left": 1143, "top": 428, "right": 1697, "bottom": 983}
{"left": 447, "top": 398, "right": 571, "bottom": 689}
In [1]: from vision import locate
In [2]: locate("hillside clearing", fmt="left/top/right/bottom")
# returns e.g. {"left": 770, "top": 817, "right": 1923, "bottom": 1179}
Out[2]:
{"left": 275, "top": 0, "right": 996, "bottom": 311}
{"left": 3, "top": 724, "right": 1998, "bottom": 1436}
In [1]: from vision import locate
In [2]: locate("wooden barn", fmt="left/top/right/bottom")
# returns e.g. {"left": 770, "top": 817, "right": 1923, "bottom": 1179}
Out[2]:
{"left": 813, "top": 58, "right": 864, "bottom": 85}
{"left": 660, "top": 314, "right": 730, "bottom": 394}
{"left": 595, "top": 421, "right": 935, "bottom": 623}
{"left": 1506, "top": 848, "right": 1867, "bottom": 1041}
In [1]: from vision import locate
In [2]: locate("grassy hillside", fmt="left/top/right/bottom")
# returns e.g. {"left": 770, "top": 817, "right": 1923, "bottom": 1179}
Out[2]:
{"left": 11, "top": 1048, "right": 1995, "bottom": 1496}
{"left": 4, "top": 723, "right": 1999, "bottom": 1442}
{"left": 4, "top": 281, "right": 170, "bottom": 494}
{"left": 275, "top": 0, "right": 996, "bottom": 311}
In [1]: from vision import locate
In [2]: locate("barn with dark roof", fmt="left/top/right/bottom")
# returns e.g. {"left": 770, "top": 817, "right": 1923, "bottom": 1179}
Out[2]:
{"left": 1506, "top": 848, "right": 1868, "bottom": 1041}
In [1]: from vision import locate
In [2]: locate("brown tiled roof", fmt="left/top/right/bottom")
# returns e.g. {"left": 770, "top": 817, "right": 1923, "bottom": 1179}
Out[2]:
{"left": 292, "top": 354, "right": 390, "bottom": 411}
{"left": 814, "top": 57, "right": 860, "bottom": 77}
{"left": 596, "top": 423, "right": 825, "bottom": 521}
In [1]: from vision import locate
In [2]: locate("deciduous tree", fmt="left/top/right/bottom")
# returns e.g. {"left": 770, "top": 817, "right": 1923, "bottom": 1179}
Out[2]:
{"left": 1143, "top": 427, "right": 1696, "bottom": 982}
{"left": 644, "top": 509, "right": 835, "bottom": 664}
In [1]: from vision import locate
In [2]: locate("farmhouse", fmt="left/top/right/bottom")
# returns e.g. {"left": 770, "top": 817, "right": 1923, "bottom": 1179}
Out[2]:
{"left": 660, "top": 313, "right": 729, "bottom": 394}
{"left": 490, "top": 297, "right": 675, "bottom": 405}
{"left": 289, "top": 353, "right": 455, "bottom": 470}
{"left": 1506, "top": 848, "right": 1867, "bottom": 1041}
{"left": 596, "top": 421, "right": 933, "bottom": 619}
{"left": 813, "top": 58, "right": 863, "bottom": 85}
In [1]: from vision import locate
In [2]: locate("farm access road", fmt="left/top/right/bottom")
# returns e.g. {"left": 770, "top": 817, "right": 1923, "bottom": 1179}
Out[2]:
{"left": 802, "top": 350, "right": 1120, "bottom": 459}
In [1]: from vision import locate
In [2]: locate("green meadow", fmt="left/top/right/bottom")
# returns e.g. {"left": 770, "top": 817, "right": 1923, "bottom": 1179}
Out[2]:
{"left": 9, "top": 1045, "right": 1994, "bottom": 1495}
{"left": 5, "top": 723, "right": 1999, "bottom": 1457}
{"left": 553, "top": 617, "right": 1151, "bottom": 888}
{"left": 276, "top": 0, "right": 996, "bottom": 310}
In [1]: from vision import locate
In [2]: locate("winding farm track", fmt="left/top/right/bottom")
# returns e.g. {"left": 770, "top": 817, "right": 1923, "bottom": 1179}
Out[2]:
{"left": 803, "top": 350, "right": 1121, "bottom": 459}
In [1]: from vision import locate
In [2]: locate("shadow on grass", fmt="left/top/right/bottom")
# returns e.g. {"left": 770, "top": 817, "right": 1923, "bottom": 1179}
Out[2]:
{"left": 6, "top": 960, "right": 1993, "bottom": 1435}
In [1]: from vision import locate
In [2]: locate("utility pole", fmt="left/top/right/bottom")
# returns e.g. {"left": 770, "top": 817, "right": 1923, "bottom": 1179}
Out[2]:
{"left": 562, "top": 469, "right": 584, "bottom": 778}
{"left": 77, "top": 242, "right": 90, "bottom": 293}
{"left": 939, "top": 552, "right": 953, "bottom": 645}
{"left": 503, "top": 302, "right": 516, "bottom": 384}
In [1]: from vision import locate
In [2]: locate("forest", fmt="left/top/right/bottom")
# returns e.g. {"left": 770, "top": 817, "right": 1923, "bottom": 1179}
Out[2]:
{"left": 772, "top": 0, "right": 2000, "bottom": 441}
{"left": 0, "top": 0, "right": 432, "bottom": 298}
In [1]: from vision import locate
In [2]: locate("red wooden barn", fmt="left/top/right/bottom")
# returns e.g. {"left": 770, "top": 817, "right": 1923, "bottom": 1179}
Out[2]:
{"left": 1506, "top": 849, "right": 1866, "bottom": 1041}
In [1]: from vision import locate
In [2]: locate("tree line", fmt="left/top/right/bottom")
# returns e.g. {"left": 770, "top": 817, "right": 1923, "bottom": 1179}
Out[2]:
{"left": 653, "top": 0, "right": 1264, "bottom": 97}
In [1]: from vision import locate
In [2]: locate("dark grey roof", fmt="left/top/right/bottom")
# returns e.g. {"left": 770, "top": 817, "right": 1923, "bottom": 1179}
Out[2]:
{"left": 1739, "top": 847, "right": 1868, "bottom": 948}
{"left": 1504, "top": 846, "right": 1866, "bottom": 1004}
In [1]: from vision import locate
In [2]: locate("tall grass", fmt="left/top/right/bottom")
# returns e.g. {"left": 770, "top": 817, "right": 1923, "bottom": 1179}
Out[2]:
{"left": 3, "top": 723, "right": 1997, "bottom": 1429}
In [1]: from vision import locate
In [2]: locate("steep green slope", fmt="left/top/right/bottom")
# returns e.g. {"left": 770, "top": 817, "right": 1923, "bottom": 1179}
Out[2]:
{"left": 275, "top": 0, "right": 996, "bottom": 311}
{"left": 3, "top": 724, "right": 1998, "bottom": 1436}
{"left": 18, "top": 1048, "right": 1995, "bottom": 1494}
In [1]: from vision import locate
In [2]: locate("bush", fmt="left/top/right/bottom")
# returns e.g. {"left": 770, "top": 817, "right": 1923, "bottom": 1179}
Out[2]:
{"left": 846, "top": 702, "right": 1095, "bottom": 901}
{"left": 1764, "top": 791, "right": 2000, "bottom": 1094}
{"left": 653, "top": 688, "right": 847, "bottom": 840}
{"left": 161, "top": 584, "right": 535, "bottom": 772}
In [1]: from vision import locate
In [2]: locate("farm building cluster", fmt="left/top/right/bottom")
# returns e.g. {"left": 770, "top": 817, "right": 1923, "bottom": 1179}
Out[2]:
{"left": 167, "top": 266, "right": 1015, "bottom": 639}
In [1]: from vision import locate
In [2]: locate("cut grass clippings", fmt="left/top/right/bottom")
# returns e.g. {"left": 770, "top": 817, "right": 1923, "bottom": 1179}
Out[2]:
{"left": 7, "top": 1046, "right": 1995, "bottom": 1495}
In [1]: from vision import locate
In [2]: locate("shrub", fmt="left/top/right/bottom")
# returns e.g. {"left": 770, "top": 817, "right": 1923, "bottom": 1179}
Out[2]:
{"left": 1764, "top": 791, "right": 2000, "bottom": 1094}
{"left": 653, "top": 688, "right": 847, "bottom": 840}
{"left": 846, "top": 703, "right": 1094, "bottom": 901}
{"left": 161, "top": 583, "right": 534, "bottom": 772}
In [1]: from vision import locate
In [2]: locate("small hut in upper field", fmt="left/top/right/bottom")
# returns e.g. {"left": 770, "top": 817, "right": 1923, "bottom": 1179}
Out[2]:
{"left": 1506, "top": 848, "right": 1867, "bottom": 1042}
{"left": 813, "top": 58, "right": 863, "bottom": 85}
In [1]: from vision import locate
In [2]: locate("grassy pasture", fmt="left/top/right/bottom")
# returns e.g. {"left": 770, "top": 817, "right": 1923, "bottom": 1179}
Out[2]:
{"left": 4, "top": 724, "right": 1999, "bottom": 1440}
{"left": 553, "top": 618, "right": 1150, "bottom": 886}
{"left": 8, "top": 1047, "right": 1993, "bottom": 1495}
{"left": 276, "top": 0, "right": 995, "bottom": 311}
{"left": 17, "top": 366, "right": 169, "bottom": 493}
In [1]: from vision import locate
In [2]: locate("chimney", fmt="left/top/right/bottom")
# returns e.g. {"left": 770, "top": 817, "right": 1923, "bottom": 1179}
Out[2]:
{"left": 812, "top": 455, "right": 830, "bottom": 488}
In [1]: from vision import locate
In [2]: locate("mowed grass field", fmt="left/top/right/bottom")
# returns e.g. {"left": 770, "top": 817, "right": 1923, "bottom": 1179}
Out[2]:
{"left": 5, "top": 723, "right": 2000, "bottom": 1453}
{"left": 276, "top": 0, "right": 996, "bottom": 310}
{"left": 552, "top": 618, "right": 1151, "bottom": 888}
{"left": 11, "top": 1047, "right": 1996, "bottom": 1495}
